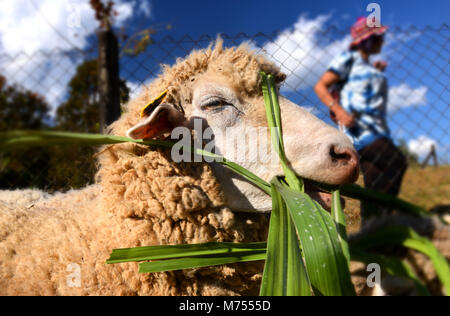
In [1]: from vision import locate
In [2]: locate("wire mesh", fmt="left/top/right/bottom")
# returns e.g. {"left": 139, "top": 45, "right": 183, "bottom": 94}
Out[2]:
{"left": 0, "top": 26, "right": 448, "bottom": 215}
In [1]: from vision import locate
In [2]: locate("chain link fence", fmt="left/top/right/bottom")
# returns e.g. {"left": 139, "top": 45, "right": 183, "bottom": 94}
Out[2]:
{"left": 1, "top": 26, "right": 448, "bottom": 222}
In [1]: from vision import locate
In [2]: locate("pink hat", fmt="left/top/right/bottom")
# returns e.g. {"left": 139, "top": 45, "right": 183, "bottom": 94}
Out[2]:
{"left": 350, "top": 17, "right": 388, "bottom": 49}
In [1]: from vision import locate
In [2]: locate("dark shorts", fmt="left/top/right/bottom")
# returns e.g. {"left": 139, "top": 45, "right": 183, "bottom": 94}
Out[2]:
{"left": 358, "top": 137, "right": 408, "bottom": 220}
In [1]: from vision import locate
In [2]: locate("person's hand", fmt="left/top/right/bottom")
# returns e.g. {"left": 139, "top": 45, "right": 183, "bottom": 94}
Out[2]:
{"left": 373, "top": 60, "right": 388, "bottom": 72}
{"left": 331, "top": 105, "right": 355, "bottom": 128}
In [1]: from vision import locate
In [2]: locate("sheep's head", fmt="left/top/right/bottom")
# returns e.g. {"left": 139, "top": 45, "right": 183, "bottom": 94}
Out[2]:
{"left": 118, "top": 40, "right": 359, "bottom": 213}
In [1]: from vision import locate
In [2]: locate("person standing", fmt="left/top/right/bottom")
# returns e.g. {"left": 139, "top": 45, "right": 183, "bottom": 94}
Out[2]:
{"left": 314, "top": 17, "right": 408, "bottom": 224}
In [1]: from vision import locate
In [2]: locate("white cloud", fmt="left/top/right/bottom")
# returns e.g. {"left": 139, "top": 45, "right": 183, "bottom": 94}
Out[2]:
{"left": 138, "top": 1, "right": 152, "bottom": 18}
{"left": 388, "top": 83, "right": 428, "bottom": 113}
{"left": 258, "top": 14, "right": 351, "bottom": 91}
{"left": 256, "top": 16, "right": 425, "bottom": 111}
{"left": 127, "top": 77, "right": 154, "bottom": 100}
{"left": 0, "top": 0, "right": 149, "bottom": 114}
{"left": 257, "top": 14, "right": 425, "bottom": 97}
{"left": 408, "top": 135, "right": 437, "bottom": 158}
{"left": 0, "top": 0, "right": 133, "bottom": 55}
{"left": 127, "top": 81, "right": 142, "bottom": 100}
{"left": 127, "top": 81, "right": 147, "bottom": 101}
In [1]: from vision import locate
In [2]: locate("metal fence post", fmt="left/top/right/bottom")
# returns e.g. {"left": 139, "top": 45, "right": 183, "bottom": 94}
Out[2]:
{"left": 98, "top": 29, "right": 120, "bottom": 132}
{"left": 421, "top": 144, "right": 438, "bottom": 168}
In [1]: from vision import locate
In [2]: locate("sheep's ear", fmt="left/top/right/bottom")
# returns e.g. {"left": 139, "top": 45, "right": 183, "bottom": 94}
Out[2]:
{"left": 126, "top": 104, "right": 186, "bottom": 140}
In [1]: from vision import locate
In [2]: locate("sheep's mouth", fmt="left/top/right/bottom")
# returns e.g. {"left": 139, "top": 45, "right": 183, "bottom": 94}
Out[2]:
{"left": 303, "top": 179, "right": 345, "bottom": 212}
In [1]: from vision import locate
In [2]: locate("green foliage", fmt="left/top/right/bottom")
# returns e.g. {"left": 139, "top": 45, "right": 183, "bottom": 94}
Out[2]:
{"left": 50, "top": 60, "right": 102, "bottom": 190}
{"left": 56, "top": 60, "right": 101, "bottom": 133}
{"left": 350, "top": 248, "right": 431, "bottom": 296}
{"left": 350, "top": 226, "right": 450, "bottom": 295}
{"left": 0, "top": 76, "right": 50, "bottom": 131}
{"left": 107, "top": 241, "right": 267, "bottom": 264}
{"left": 1, "top": 74, "right": 448, "bottom": 296}
{"left": 0, "top": 59, "right": 130, "bottom": 191}
{"left": 50, "top": 59, "right": 129, "bottom": 190}
{"left": 259, "top": 73, "right": 354, "bottom": 296}
{"left": 120, "top": 25, "right": 172, "bottom": 57}
{"left": 2, "top": 130, "right": 448, "bottom": 295}
{"left": 107, "top": 241, "right": 267, "bottom": 273}
{"left": 260, "top": 184, "right": 310, "bottom": 296}
{"left": 0, "top": 75, "right": 53, "bottom": 189}
{"left": 273, "top": 178, "right": 355, "bottom": 296}
{"left": 121, "top": 29, "right": 157, "bottom": 57}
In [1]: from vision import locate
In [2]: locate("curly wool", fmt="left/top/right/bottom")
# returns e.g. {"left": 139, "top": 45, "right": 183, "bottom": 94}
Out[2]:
{"left": 0, "top": 41, "right": 279, "bottom": 296}
{"left": 109, "top": 38, "right": 285, "bottom": 138}
{"left": 0, "top": 147, "right": 270, "bottom": 295}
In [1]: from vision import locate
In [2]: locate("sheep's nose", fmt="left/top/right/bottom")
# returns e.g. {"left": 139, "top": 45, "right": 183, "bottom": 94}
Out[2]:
{"left": 329, "top": 145, "right": 360, "bottom": 183}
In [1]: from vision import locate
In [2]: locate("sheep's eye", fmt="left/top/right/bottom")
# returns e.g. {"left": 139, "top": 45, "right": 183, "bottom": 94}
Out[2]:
{"left": 201, "top": 98, "right": 231, "bottom": 112}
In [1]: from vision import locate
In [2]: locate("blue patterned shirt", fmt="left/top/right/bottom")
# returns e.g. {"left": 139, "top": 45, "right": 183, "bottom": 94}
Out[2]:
{"left": 328, "top": 51, "right": 390, "bottom": 151}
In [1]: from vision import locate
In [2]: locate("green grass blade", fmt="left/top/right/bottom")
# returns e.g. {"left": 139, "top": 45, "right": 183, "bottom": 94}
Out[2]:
{"left": 260, "top": 72, "right": 302, "bottom": 192}
{"left": 260, "top": 73, "right": 278, "bottom": 145}
{"left": 273, "top": 177, "right": 355, "bottom": 296}
{"left": 350, "top": 248, "right": 431, "bottom": 296}
{"left": 339, "top": 183, "right": 428, "bottom": 217}
{"left": 267, "top": 75, "right": 284, "bottom": 153}
{"left": 0, "top": 130, "right": 271, "bottom": 195}
{"left": 260, "top": 184, "right": 310, "bottom": 296}
{"left": 260, "top": 184, "right": 287, "bottom": 296}
{"left": 331, "top": 190, "right": 350, "bottom": 264}
{"left": 350, "top": 226, "right": 450, "bottom": 295}
{"left": 107, "top": 241, "right": 267, "bottom": 264}
{"left": 313, "top": 181, "right": 428, "bottom": 217}
{"left": 1, "top": 130, "right": 428, "bottom": 215}
{"left": 202, "top": 153, "right": 271, "bottom": 195}
{"left": 138, "top": 251, "right": 266, "bottom": 273}
{"left": 0, "top": 130, "right": 173, "bottom": 150}
{"left": 285, "top": 192, "right": 311, "bottom": 296}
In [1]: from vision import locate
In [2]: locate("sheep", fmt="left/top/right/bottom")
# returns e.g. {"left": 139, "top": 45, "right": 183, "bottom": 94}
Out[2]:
{"left": 0, "top": 39, "right": 360, "bottom": 295}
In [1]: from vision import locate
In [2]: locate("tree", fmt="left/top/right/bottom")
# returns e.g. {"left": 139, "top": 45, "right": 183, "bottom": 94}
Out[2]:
{"left": 45, "top": 60, "right": 129, "bottom": 190}
{"left": 0, "top": 75, "right": 53, "bottom": 189}
{"left": 0, "top": 75, "right": 50, "bottom": 130}
{"left": 0, "top": 0, "right": 164, "bottom": 191}
{"left": 56, "top": 60, "right": 101, "bottom": 133}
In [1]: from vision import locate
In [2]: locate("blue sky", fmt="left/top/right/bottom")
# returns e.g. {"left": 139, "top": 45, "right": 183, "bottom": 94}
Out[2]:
{"left": 124, "top": 0, "right": 449, "bottom": 163}
{"left": 0, "top": 0, "right": 448, "bottom": 163}
{"left": 135, "top": 0, "right": 449, "bottom": 37}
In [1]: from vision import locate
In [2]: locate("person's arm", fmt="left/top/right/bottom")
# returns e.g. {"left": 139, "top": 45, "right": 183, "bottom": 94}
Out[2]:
{"left": 314, "top": 71, "right": 354, "bottom": 127}
{"left": 373, "top": 60, "right": 388, "bottom": 72}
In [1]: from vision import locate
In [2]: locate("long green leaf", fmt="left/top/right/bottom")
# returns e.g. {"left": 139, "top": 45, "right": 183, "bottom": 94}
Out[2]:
{"left": 260, "top": 185, "right": 286, "bottom": 295}
{"left": 285, "top": 190, "right": 311, "bottom": 296}
{"left": 0, "top": 130, "right": 173, "bottom": 149}
{"left": 107, "top": 241, "right": 267, "bottom": 264}
{"left": 260, "top": 184, "right": 310, "bottom": 296}
{"left": 138, "top": 251, "right": 266, "bottom": 273}
{"left": 331, "top": 190, "right": 350, "bottom": 264}
{"left": 351, "top": 248, "right": 430, "bottom": 296}
{"left": 0, "top": 130, "right": 428, "bottom": 215}
{"left": 0, "top": 130, "right": 271, "bottom": 195}
{"left": 350, "top": 226, "right": 450, "bottom": 295}
{"left": 273, "top": 177, "right": 355, "bottom": 296}
{"left": 314, "top": 181, "right": 428, "bottom": 217}
{"left": 260, "top": 72, "right": 302, "bottom": 192}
